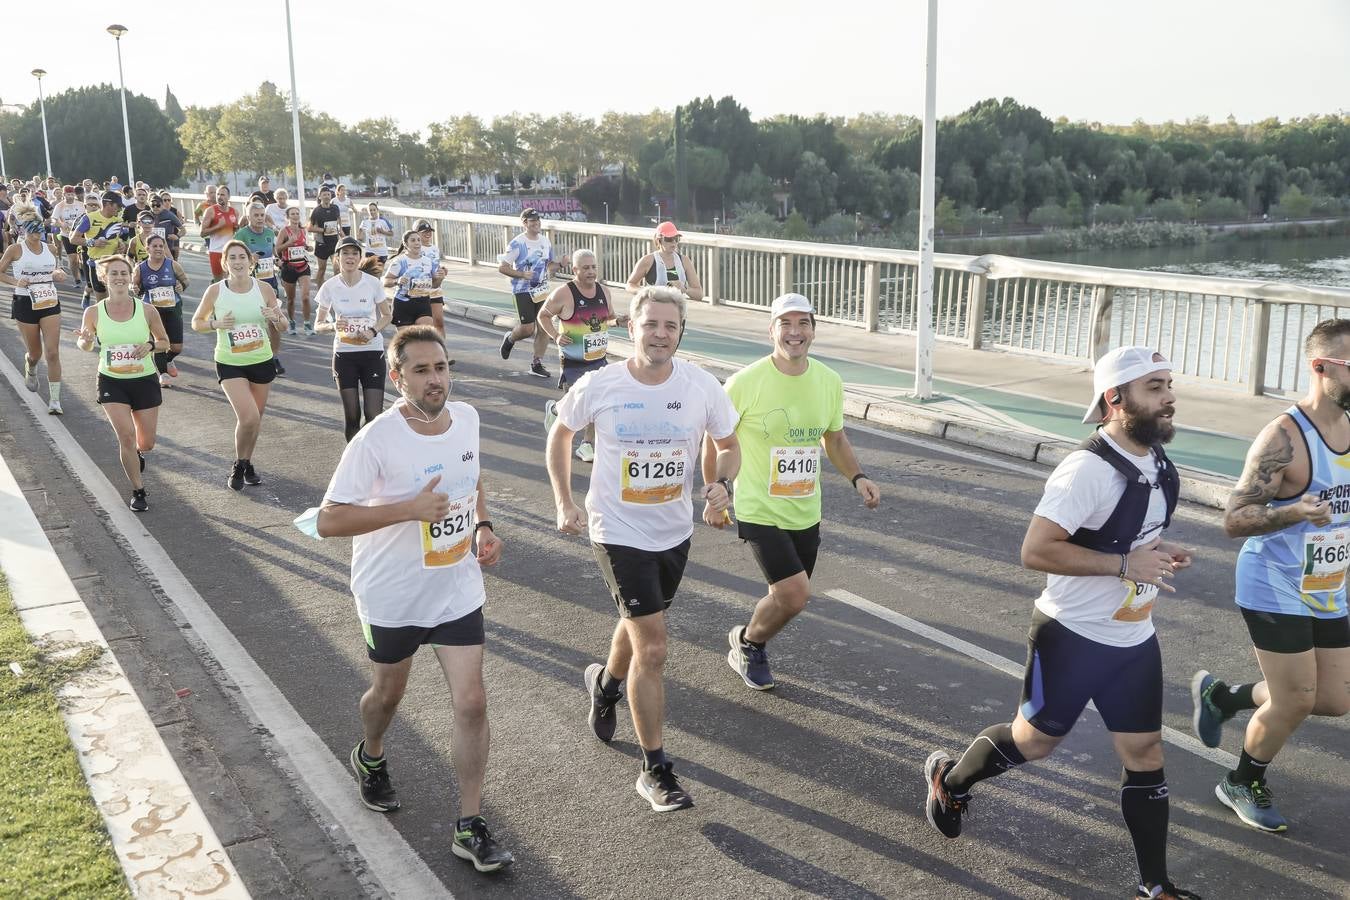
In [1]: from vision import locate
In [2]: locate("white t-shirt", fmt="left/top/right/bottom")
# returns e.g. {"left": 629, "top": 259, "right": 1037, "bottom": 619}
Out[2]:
{"left": 333, "top": 196, "right": 353, "bottom": 224}
{"left": 1033, "top": 431, "right": 1170, "bottom": 647}
{"left": 359, "top": 217, "right": 392, "bottom": 257}
{"left": 265, "top": 202, "right": 290, "bottom": 232}
{"left": 323, "top": 402, "right": 485, "bottom": 628}
{"left": 315, "top": 272, "right": 385, "bottom": 354}
{"left": 556, "top": 359, "right": 737, "bottom": 552}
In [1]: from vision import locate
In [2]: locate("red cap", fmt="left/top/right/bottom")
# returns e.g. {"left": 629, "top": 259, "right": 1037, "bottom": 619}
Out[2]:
{"left": 61, "top": 184, "right": 75, "bottom": 193}
{"left": 655, "top": 221, "right": 680, "bottom": 238}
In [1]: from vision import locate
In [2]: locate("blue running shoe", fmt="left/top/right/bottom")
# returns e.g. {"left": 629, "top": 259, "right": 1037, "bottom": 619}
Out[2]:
{"left": 1215, "top": 776, "right": 1287, "bottom": 833}
{"left": 1190, "top": 670, "right": 1231, "bottom": 749}
{"left": 727, "top": 625, "right": 774, "bottom": 690}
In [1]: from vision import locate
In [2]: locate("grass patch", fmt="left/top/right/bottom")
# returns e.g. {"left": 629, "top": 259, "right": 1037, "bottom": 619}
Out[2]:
{"left": 0, "top": 573, "right": 129, "bottom": 899}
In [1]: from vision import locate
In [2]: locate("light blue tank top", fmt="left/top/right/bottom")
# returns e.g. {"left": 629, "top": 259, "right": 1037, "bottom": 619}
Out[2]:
{"left": 1236, "top": 405, "right": 1350, "bottom": 617}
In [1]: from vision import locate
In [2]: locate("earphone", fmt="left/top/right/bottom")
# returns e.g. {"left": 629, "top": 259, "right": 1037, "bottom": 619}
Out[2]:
{"left": 1316, "top": 364, "right": 1325, "bottom": 373}
{"left": 1110, "top": 391, "right": 1122, "bottom": 405}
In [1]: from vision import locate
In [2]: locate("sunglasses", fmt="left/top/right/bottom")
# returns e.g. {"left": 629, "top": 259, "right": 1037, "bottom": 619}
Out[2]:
{"left": 1317, "top": 358, "right": 1350, "bottom": 369}
{"left": 660, "top": 236, "right": 680, "bottom": 244}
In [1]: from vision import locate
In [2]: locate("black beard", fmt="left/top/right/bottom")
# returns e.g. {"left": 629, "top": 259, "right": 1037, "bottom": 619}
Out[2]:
{"left": 1327, "top": 380, "right": 1350, "bottom": 411}
{"left": 1122, "top": 405, "right": 1175, "bottom": 446}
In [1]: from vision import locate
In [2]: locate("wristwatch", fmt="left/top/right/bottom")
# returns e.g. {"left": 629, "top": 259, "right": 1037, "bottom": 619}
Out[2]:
{"left": 716, "top": 477, "right": 733, "bottom": 498}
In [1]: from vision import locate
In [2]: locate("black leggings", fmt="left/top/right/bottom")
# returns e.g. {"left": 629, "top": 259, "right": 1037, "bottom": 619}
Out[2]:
{"left": 340, "top": 387, "right": 385, "bottom": 442}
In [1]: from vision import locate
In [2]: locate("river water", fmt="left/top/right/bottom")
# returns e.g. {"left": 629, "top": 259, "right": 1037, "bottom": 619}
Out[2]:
{"left": 1048, "top": 234, "right": 1350, "bottom": 288}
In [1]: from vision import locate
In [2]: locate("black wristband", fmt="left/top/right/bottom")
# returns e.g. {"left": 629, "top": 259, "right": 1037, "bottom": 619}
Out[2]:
{"left": 715, "top": 477, "right": 731, "bottom": 496}
{"left": 851, "top": 473, "right": 868, "bottom": 487}
{"left": 474, "top": 521, "right": 494, "bottom": 533}
{"left": 1118, "top": 553, "right": 1128, "bottom": 580}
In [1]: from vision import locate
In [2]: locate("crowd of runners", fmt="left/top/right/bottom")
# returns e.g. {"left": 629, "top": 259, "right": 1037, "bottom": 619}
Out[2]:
{"left": 3, "top": 171, "right": 1348, "bottom": 898}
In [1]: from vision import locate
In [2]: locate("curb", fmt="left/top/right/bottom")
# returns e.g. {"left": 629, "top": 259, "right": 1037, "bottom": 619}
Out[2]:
{"left": 0, "top": 451, "right": 249, "bottom": 898}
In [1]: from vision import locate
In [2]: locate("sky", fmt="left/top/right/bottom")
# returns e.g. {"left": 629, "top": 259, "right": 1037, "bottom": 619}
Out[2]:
{"left": 2, "top": 0, "right": 1347, "bottom": 133}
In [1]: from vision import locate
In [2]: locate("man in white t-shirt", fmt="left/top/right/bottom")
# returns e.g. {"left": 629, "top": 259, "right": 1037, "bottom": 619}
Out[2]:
{"left": 922, "top": 346, "right": 1202, "bottom": 900}
{"left": 264, "top": 188, "right": 291, "bottom": 233}
{"left": 497, "top": 207, "right": 558, "bottom": 379}
{"left": 548, "top": 286, "right": 740, "bottom": 813}
{"left": 316, "top": 327, "right": 514, "bottom": 873}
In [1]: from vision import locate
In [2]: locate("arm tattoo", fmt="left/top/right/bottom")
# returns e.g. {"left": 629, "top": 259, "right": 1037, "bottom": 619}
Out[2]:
{"left": 1224, "top": 425, "right": 1297, "bottom": 537}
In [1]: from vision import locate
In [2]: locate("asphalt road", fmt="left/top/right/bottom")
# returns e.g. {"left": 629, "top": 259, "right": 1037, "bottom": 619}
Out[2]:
{"left": 1, "top": 251, "right": 1346, "bottom": 900}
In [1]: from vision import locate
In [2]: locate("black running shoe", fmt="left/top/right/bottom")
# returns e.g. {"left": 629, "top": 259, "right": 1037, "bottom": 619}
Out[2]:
{"left": 499, "top": 333, "right": 514, "bottom": 360}
{"left": 451, "top": 816, "right": 514, "bottom": 873}
{"left": 349, "top": 743, "right": 400, "bottom": 812}
{"left": 584, "top": 662, "right": 622, "bottom": 743}
{"left": 274, "top": 358, "right": 286, "bottom": 377}
{"left": 923, "top": 750, "right": 967, "bottom": 838}
{"left": 242, "top": 462, "right": 262, "bottom": 486}
{"left": 129, "top": 489, "right": 148, "bottom": 513}
{"left": 1136, "top": 882, "right": 1203, "bottom": 899}
{"left": 636, "top": 762, "right": 694, "bottom": 812}
{"left": 227, "top": 462, "right": 245, "bottom": 492}
{"left": 529, "top": 360, "right": 550, "bottom": 379}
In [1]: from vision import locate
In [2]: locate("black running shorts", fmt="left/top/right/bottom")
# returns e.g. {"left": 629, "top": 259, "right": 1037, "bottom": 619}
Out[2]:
{"left": 559, "top": 357, "right": 606, "bottom": 390}
{"left": 215, "top": 360, "right": 277, "bottom": 384}
{"left": 391, "top": 297, "right": 433, "bottom": 327}
{"left": 592, "top": 539, "right": 691, "bottom": 618}
{"left": 11, "top": 293, "right": 61, "bottom": 324}
{"left": 333, "top": 349, "right": 386, "bottom": 390}
{"left": 513, "top": 291, "right": 541, "bottom": 325}
{"left": 1018, "top": 610, "right": 1162, "bottom": 737}
{"left": 1240, "top": 607, "right": 1350, "bottom": 654}
{"left": 363, "top": 606, "right": 485, "bottom": 664}
{"left": 280, "top": 263, "right": 311, "bottom": 285}
{"left": 96, "top": 372, "right": 162, "bottom": 410}
{"left": 738, "top": 520, "right": 821, "bottom": 585}
{"left": 153, "top": 303, "right": 184, "bottom": 344}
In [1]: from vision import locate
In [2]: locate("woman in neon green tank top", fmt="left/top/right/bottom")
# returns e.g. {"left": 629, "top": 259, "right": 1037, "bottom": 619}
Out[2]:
{"left": 73, "top": 254, "right": 170, "bottom": 513}
{"left": 191, "top": 239, "right": 289, "bottom": 491}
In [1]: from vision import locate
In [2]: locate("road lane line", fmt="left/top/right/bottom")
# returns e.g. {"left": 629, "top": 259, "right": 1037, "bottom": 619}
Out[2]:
{"left": 825, "top": 588, "right": 1239, "bottom": 769}
{"left": 0, "top": 348, "right": 451, "bottom": 898}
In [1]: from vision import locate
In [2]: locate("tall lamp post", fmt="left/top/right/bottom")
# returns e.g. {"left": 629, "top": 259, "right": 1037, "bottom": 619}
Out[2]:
{"left": 107, "top": 25, "right": 135, "bottom": 186}
{"left": 283, "top": 0, "right": 308, "bottom": 218}
{"left": 31, "top": 70, "right": 52, "bottom": 178}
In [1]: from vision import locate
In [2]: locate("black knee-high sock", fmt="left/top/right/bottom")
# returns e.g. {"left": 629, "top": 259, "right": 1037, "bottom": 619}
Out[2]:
{"left": 153, "top": 351, "right": 169, "bottom": 374}
{"left": 1211, "top": 681, "right": 1258, "bottom": 716}
{"left": 1121, "top": 768, "right": 1169, "bottom": 888}
{"left": 944, "top": 723, "right": 1027, "bottom": 795}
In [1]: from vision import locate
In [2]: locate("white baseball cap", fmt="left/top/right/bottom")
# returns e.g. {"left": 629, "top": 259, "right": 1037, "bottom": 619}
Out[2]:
{"left": 1082, "top": 346, "right": 1172, "bottom": 424}
{"left": 770, "top": 292, "right": 814, "bottom": 320}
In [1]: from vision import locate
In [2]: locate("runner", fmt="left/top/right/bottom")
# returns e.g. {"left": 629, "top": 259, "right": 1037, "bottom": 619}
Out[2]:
{"left": 73, "top": 192, "right": 131, "bottom": 307}
{"left": 719, "top": 293, "right": 881, "bottom": 690}
{"left": 308, "top": 187, "right": 342, "bottom": 288}
{"left": 382, "top": 230, "right": 440, "bottom": 331}
{"left": 121, "top": 186, "right": 153, "bottom": 224}
{"left": 127, "top": 212, "right": 157, "bottom": 263}
{"left": 276, "top": 205, "right": 314, "bottom": 338}
{"left": 921, "top": 346, "right": 1201, "bottom": 900}
{"left": 72, "top": 254, "right": 169, "bottom": 511}
{"left": 74, "top": 195, "right": 99, "bottom": 303}
{"left": 0, "top": 184, "right": 10, "bottom": 252}
{"left": 333, "top": 184, "right": 354, "bottom": 236}
{"left": 548, "top": 285, "right": 740, "bottom": 812}
{"left": 132, "top": 233, "right": 190, "bottom": 388}
{"left": 626, "top": 221, "right": 704, "bottom": 302}
{"left": 52, "top": 185, "right": 85, "bottom": 283}
{"left": 536, "top": 249, "right": 628, "bottom": 462}
{"left": 265, "top": 188, "right": 291, "bottom": 232}
{"left": 1190, "top": 318, "right": 1350, "bottom": 834}
{"left": 234, "top": 203, "right": 279, "bottom": 297}
{"left": 153, "top": 192, "right": 185, "bottom": 260}
{"left": 194, "top": 184, "right": 218, "bottom": 224}
{"left": 249, "top": 175, "right": 276, "bottom": 208}
{"left": 496, "top": 208, "right": 556, "bottom": 379}
{"left": 313, "top": 325, "right": 514, "bottom": 873}
{"left": 358, "top": 202, "right": 393, "bottom": 272}
{"left": 200, "top": 185, "right": 239, "bottom": 280}
{"left": 314, "top": 236, "right": 392, "bottom": 441}
{"left": 0, "top": 203, "right": 70, "bottom": 413}
{"left": 412, "top": 220, "right": 446, "bottom": 336}
{"left": 190, "top": 239, "right": 290, "bottom": 491}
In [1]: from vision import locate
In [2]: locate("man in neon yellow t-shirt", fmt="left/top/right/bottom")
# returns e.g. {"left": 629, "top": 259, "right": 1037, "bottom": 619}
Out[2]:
{"left": 715, "top": 292, "right": 881, "bottom": 690}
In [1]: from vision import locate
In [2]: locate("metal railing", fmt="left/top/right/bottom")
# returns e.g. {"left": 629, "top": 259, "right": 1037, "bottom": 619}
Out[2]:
{"left": 172, "top": 193, "right": 1350, "bottom": 397}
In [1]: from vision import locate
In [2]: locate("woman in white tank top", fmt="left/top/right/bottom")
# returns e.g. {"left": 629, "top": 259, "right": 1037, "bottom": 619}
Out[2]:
{"left": 0, "top": 202, "right": 70, "bottom": 413}
{"left": 626, "top": 221, "right": 704, "bottom": 303}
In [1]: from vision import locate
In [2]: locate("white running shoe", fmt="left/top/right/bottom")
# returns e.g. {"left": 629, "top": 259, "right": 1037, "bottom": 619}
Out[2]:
{"left": 48, "top": 399, "right": 63, "bottom": 415}
{"left": 574, "top": 441, "right": 595, "bottom": 463}
{"left": 544, "top": 400, "right": 558, "bottom": 433}
{"left": 159, "top": 373, "right": 171, "bottom": 388}
{"left": 23, "top": 359, "right": 38, "bottom": 391}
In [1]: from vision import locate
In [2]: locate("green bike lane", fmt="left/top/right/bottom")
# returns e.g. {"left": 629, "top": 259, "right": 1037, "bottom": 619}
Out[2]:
{"left": 441, "top": 279, "right": 1249, "bottom": 478}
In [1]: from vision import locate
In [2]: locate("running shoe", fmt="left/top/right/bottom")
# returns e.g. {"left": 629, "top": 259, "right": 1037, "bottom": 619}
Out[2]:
{"left": 923, "top": 750, "right": 967, "bottom": 838}
{"left": 636, "top": 762, "right": 694, "bottom": 812}
{"left": 1190, "top": 670, "right": 1231, "bottom": 749}
{"left": 228, "top": 462, "right": 245, "bottom": 492}
{"left": 47, "top": 399, "right": 63, "bottom": 415}
{"left": 584, "top": 662, "right": 622, "bottom": 743}
{"left": 574, "top": 441, "right": 595, "bottom": 463}
{"left": 242, "top": 462, "right": 262, "bottom": 486}
{"left": 349, "top": 742, "right": 400, "bottom": 812}
{"left": 727, "top": 625, "right": 774, "bottom": 690}
{"left": 499, "top": 333, "right": 515, "bottom": 359}
{"left": 286, "top": 321, "right": 298, "bottom": 337}
{"left": 274, "top": 358, "right": 286, "bottom": 377}
{"left": 451, "top": 816, "right": 514, "bottom": 873}
{"left": 159, "top": 373, "right": 171, "bottom": 388}
{"left": 1136, "top": 882, "right": 1203, "bottom": 899}
{"left": 1215, "top": 777, "right": 1287, "bottom": 832}
{"left": 166, "top": 360, "right": 179, "bottom": 378}
{"left": 543, "top": 400, "right": 558, "bottom": 433}
{"left": 23, "top": 358, "right": 37, "bottom": 391}
{"left": 303, "top": 322, "right": 314, "bottom": 337}
{"left": 529, "top": 360, "right": 550, "bottom": 379}
{"left": 129, "top": 489, "right": 148, "bottom": 513}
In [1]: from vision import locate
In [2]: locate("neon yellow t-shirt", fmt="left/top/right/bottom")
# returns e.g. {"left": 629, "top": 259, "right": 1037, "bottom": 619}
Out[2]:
{"left": 725, "top": 356, "right": 844, "bottom": 531}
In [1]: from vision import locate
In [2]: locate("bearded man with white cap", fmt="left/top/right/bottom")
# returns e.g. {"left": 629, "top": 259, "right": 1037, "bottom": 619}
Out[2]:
{"left": 922, "top": 346, "right": 1202, "bottom": 900}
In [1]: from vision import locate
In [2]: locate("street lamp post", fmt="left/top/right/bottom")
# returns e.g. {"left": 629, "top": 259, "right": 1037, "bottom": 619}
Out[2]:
{"left": 31, "top": 69, "right": 52, "bottom": 178}
{"left": 283, "top": 0, "right": 309, "bottom": 218}
{"left": 107, "top": 25, "right": 135, "bottom": 186}
{"left": 602, "top": 201, "right": 609, "bottom": 225}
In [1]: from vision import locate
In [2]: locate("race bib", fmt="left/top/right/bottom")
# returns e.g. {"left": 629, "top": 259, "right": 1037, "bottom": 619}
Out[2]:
{"left": 255, "top": 256, "right": 276, "bottom": 278}
{"left": 410, "top": 276, "right": 433, "bottom": 297}
{"left": 29, "top": 281, "right": 58, "bottom": 310}
{"left": 148, "top": 285, "right": 177, "bottom": 308}
{"left": 530, "top": 281, "right": 551, "bottom": 301}
{"left": 1113, "top": 579, "right": 1158, "bottom": 623}
{"left": 152, "top": 227, "right": 165, "bottom": 239}
{"left": 420, "top": 492, "right": 477, "bottom": 569}
{"left": 323, "top": 220, "right": 339, "bottom": 236}
{"left": 336, "top": 316, "right": 375, "bottom": 345}
{"left": 368, "top": 232, "right": 386, "bottom": 249}
{"left": 620, "top": 447, "right": 687, "bottom": 505}
{"left": 287, "top": 245, "right": 306, "bottom": 261}
{"left": 1301, "top": 528, "right": 1350, "bottom": 593}
{"left": 228, "top": 323, "right": 266, "bottom": 354}
{"left": 106, "top": 343, "right": 143, "bottom": 376}
{"left": 769, "top": 446, "right": 820, "bottom": 498}
{"left": 582, "top": 331, "right": 607, "bottom": 362}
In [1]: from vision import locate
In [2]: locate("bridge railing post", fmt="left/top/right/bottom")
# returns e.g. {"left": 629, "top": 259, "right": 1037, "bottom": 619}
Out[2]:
{"left": 1089, "top": 285, "right": 1115, "bottom": 360}
{"left": 465, "top": 222, "right": 477, "bottom": 266}
{"left": 863, "top": 261, "right": 880, "bottom": 332}
{"left": 778, "top": 253, "right": 793, "bottom": 298}
{"left": 966, "top": 274, "right": 988, "bottom": 349}
{"left": 1247, "top": 299, "right": 1272, "bottom": 396}
{"left": 707, "top": 245, "right": 722, "bottom": 305}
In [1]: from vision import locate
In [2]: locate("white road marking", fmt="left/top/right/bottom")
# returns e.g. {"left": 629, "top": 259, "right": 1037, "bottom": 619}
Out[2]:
{"left": 0, "top": 350, "right": 452, "bottom": 899}
{"left": 825, "top": 588, "right": 1239, "bottom": 769}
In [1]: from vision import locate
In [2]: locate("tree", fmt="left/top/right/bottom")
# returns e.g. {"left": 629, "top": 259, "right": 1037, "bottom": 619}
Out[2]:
{"left": 179, "top": 105, "right": 226, "bottom": 180}
{"left": 485, "top": 115, "right": 526, "bottom": 187}
{"left": 836, "top": 156, "right": 890, "bottom": 218}
{"left": 789, "top": 151, "right": 837, "bottom": 223}
{"left": 216, "top": 82, "right": 291, "bottom": 179}
{"left": 164, "top": 86, "right": 186, "bottom": 127}
{"left": 943, "top": 161, "right": 978, "bottom": 207}
{"left": 731, "top": 164, "right": 774, "bottom": 210}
